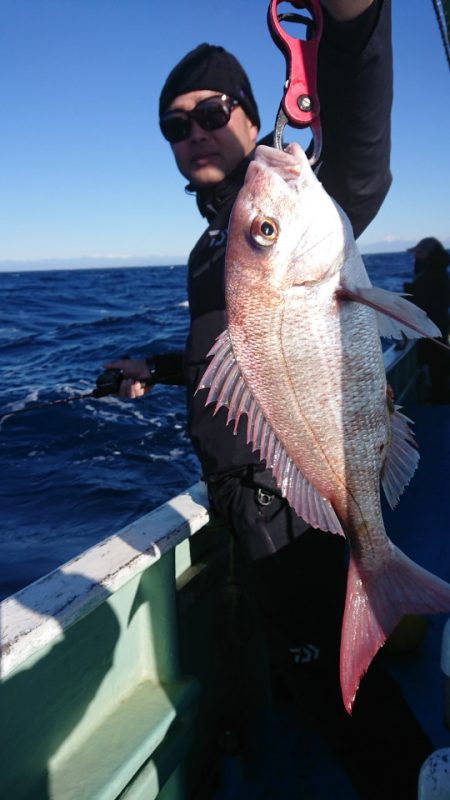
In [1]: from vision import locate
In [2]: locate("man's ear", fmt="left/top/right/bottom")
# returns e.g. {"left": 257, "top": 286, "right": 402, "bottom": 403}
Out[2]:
{"left": 249, "top": 122, "right": 259, "bottom": 146}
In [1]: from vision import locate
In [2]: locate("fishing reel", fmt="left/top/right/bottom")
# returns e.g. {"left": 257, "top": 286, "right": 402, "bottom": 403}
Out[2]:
{"left": 93, "top": 368, "right": 125, "bottom": 398}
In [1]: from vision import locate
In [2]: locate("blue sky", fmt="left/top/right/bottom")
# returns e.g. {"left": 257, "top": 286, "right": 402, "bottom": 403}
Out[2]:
{"left": 0, "top": 0, "right": 449, "bottom": 269}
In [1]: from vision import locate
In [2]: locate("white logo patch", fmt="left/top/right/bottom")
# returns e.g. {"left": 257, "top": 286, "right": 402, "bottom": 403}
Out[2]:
{"left": 208, "top": 229, "right": 228, "bottom": 248}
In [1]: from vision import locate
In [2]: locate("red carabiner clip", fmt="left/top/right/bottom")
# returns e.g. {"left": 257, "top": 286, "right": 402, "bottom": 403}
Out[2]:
{"left": 268, "top": 0, "right": 323, "bottom": 163}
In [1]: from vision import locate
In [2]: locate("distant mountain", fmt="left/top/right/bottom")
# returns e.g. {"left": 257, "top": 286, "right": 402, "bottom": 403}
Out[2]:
{"left": 0, "top": 255, "right": 187, "bottom": 271}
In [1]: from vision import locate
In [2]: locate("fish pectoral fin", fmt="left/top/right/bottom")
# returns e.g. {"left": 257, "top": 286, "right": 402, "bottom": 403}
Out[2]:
{"left": 197, "top": 329, "right": 344, "bottom": 537}
{"left": 336, "top": 285, "right": 443, "bottom": 342}
{"left": 381, "top": 406, "right": 419, "bottom": 508}
{"left": 341, "top": 547, "right": 450, "bottom": 713}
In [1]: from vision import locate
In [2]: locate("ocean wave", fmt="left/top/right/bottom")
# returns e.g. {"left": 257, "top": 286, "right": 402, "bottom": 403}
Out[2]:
{"left": 3, "top": 389, "right": 40, "bottom": 411}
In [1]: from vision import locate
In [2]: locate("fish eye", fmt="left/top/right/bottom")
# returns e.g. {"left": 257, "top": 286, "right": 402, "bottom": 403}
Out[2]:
{"left": 250, "top": 216, "right": 279, "bottom": 247}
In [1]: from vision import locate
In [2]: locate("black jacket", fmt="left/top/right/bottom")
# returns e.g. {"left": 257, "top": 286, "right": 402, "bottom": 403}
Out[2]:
{"left": 156, "top": 0, "right": 393, "bottom": 481}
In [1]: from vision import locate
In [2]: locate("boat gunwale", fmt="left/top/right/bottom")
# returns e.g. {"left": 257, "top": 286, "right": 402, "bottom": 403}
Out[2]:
{"left": 0, "top": 481, "right": 209, "bottom": 679}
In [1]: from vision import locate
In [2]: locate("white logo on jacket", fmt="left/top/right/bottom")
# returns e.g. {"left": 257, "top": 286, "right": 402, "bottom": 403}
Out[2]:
{"left": 208, "top": 229, "right": 228, "bottom": 248}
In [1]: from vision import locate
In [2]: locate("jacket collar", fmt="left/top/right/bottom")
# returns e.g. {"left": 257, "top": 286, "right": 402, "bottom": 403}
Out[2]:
{"left": 186, "top": 153, "right": 253, "bottom": 224}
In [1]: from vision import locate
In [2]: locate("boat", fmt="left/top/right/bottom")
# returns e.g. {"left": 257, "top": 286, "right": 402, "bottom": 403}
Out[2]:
{"left": 1, "top": 339, "right": 449, "bottom": 799}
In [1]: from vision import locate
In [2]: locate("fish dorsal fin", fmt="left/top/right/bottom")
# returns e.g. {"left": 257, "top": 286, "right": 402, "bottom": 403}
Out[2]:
{"left": 336, "top": 285, "right": 442, "bottom": 341}
{"left": 197, "top": 330, "right": 344, "bottom": 536}
{"left": 381, "top": 405, "right": 420, "bottom": 508}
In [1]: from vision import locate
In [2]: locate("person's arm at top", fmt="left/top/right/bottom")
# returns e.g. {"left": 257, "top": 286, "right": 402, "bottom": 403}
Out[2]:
{"left": 321, "top": 1, "right": 374, "bottom": 21}
{"left": 316, "top": 0, "right": 392, "bottom": 238}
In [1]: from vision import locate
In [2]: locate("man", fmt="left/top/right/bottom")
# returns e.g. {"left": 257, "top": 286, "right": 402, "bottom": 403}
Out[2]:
{"left": 107, "top": 2, "right": 433, "bottom": 795}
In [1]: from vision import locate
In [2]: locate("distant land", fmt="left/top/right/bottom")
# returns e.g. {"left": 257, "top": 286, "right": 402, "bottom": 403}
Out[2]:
{"left": 0, "top": 239, "right": 449, "bottom": 271}
{"left": 0, "top": 255, "right": 187, "bottom": 272}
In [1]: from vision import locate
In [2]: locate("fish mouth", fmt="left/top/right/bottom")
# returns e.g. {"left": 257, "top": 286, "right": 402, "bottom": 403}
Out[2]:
{"left": 253, "top": 144, "right": 303, "bottom": 182}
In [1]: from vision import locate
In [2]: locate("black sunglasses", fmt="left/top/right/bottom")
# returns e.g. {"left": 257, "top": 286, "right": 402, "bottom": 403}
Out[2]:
{"left": 160, "top": 94, "right": 239, "bottom": 144}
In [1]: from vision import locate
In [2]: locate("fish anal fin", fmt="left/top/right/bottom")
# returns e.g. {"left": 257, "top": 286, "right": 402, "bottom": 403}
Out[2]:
{"left": 341, "top": 546, "right": 450, "bottom": 714}
{"left": 197, "top": 329, "right": 344, "bottom": 536}
{"left": 336, "top": 285, "right": 444, "bottom": 343}
{"left": 381, "top": 406, "right": 419, "bottom": 508}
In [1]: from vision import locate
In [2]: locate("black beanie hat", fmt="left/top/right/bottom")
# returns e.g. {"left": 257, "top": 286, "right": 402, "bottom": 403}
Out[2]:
{"left": 159, "top": 43, "right": 260, "bottom": 129}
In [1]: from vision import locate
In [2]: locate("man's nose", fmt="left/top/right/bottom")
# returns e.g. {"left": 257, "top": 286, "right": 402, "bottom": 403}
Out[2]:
{"left": 189, "top": 119, "right": 208, "bottom": 141}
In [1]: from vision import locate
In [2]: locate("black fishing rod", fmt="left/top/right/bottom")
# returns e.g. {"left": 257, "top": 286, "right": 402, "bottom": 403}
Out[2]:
{"left": 431, "top": 0, "right": 450, "bottom": 69}
{"left": 0, "top": 369, "right": 155, "bottom": 422}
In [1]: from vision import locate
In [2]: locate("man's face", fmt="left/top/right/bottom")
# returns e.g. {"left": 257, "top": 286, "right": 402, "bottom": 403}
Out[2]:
{"left": 167, "top": 89, "right": 258, "bottom": 188}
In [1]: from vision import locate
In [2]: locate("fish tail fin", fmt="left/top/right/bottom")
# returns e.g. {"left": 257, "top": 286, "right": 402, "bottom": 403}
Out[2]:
{"left": 340, "top": 545, "right": 450, "bottom": 714}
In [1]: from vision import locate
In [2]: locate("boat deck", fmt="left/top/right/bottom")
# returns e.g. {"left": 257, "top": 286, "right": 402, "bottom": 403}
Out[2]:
{"left": 212, "top": 404, "right": 450, "bottom": 800}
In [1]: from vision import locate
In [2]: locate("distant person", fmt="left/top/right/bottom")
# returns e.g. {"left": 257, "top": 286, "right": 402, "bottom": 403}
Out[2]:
{"left": 405, "top": 237, "right": 450, "bottom": 402}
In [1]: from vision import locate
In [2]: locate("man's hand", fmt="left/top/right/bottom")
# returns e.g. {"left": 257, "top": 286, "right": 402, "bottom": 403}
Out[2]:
{"left": 320, "top": 0, "right": 374, "bottom": 21}
{"left": 103, "top": 358, "right": 152, "bottom": 400}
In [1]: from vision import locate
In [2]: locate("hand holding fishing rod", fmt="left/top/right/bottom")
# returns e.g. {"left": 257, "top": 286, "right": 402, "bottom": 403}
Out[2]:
{"left": 0, "top": 351, "right": 187, "bottom": 421}
{"left": 101, "top": 358, "right": 156, "bottom": 399}
{"left": 0, "top": 364, "right": 157, "bottom": 423}
{"left": 95, "top": 363, "right": 156, "bottom": 399}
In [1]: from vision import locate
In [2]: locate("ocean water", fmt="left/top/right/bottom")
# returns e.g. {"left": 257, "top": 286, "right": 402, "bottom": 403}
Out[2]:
{"left": 0, "top": 254, "right": 414, "bottom": 599}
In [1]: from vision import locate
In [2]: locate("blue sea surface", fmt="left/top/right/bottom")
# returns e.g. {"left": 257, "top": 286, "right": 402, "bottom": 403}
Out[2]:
{"left": 0, "top": 254, "right": 415, "bottom": 599}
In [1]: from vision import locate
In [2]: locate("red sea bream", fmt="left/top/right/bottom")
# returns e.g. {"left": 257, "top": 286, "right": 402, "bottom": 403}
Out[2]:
{"left": 198, "top": 143, "right": 450, "bottom": 712}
